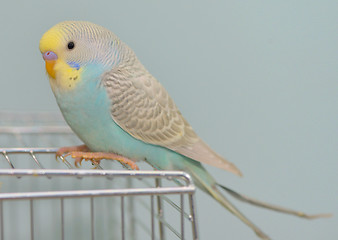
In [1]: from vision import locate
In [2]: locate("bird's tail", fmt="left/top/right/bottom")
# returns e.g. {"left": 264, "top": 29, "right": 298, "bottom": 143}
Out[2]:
{"left": 189, "top": 170, "right": 271, "bottom": 240}
{"left": 217, "top": 184, "right": 332, "bottom": 219}
{"left": 189, "top": 170, "right": 332, "bottom": 240}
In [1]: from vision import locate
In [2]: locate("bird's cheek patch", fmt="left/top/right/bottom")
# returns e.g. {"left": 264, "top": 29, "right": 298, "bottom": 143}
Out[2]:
{"left": 53, "top": 62, "right": 83, "bottom": 90}
{"left": 67, "top": 61, "right": 81, "bottom": 70}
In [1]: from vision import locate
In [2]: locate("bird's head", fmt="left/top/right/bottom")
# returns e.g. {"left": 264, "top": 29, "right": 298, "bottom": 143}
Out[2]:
{"left": 39, "top": 21, "right": 121, "bottom": 82}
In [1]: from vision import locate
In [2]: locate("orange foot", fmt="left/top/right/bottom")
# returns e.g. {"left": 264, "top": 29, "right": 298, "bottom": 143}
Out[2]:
{"left": 56, "top": 144, "right": 90, "bottom": 165}
{"left": 56, "top": 144, "right": 90, "bottom": 158}
{"left": 62, "top": 150, "right": 139, "bottom": 170}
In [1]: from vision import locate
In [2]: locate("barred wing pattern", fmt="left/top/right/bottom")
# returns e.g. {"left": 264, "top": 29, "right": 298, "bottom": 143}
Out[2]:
{"left": 102, "top": 56, "right": 241, "bottom": 176}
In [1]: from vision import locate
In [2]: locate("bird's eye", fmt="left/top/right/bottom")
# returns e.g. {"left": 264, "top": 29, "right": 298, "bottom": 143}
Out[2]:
{"left": 67, "top": 41, "right": 75, "bottom": 50}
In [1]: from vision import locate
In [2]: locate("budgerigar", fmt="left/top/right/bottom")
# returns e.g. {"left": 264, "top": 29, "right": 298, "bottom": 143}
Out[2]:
{"left": 39, "top": 21, "right": 330, "bottom": 239}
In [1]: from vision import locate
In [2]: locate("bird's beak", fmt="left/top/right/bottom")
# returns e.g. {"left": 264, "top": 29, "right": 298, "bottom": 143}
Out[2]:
{"left": 42, "top": 51, "right": 58, "bottom": 79}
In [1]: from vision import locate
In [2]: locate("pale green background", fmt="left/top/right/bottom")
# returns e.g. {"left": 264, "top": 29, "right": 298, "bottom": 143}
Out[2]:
{"left": 0, "top": 0, "right": 337, "bottom": 239}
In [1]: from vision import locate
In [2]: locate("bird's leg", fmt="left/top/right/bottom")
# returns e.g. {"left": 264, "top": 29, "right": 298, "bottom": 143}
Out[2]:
{"left": 64, "top": 151, "right": 140, "bottom": 170}
{"left": 56, "top": 144, "right": 90, "bottom": 157}
{"left": 56, "top": 144, "right": 90, "bottom": 164}
{"left": 56, "top": 145, "right": 139, "bottom": 170}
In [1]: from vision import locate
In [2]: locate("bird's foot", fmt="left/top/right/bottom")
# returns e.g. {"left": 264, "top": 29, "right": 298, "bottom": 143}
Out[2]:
{"left": 63, "top": 151, "right": 139, "bottom": 170}
{"left": 56, "top": 145, "right": 90, "bottom": 158}
{"left": 56, "top": 144, "right": 90, "bottom": 163}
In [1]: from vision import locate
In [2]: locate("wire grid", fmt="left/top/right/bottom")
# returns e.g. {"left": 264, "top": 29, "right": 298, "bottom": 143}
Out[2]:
{"left": 0, "top": 112, "right": 199, "bottom": 240}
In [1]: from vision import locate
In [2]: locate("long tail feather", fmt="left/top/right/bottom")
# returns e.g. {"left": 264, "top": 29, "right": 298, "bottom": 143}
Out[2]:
{"left": 217, "top": 184, "right": 332, "bottom": 219}
{"left": 189, "top": 171, "right": 271, "bottom": 240}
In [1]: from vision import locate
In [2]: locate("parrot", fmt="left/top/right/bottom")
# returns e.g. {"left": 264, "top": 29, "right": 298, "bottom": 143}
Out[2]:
{"left": 39, "top": 21, "right": 331, "bottom": 239}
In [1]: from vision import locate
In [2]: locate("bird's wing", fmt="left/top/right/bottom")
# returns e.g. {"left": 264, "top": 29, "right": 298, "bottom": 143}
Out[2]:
{"left": 102, "top": 59, "right": 241, "bottom": 176}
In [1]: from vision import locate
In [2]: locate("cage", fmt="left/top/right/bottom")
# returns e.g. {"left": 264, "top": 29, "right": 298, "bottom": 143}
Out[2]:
{"left": 0, "top": 112, "right": 199, "bottom": 240}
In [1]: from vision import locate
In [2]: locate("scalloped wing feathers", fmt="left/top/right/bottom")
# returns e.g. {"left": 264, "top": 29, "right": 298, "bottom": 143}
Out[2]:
{"left": 102, "top": 53, "right": 242, "bottom": 176}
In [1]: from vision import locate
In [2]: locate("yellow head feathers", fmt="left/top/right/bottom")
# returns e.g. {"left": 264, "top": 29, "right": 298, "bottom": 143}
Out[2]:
{"left": 39, "top": 21, "right": 122, "bottom": 89}
{"left": 39, "top": 24, "right": 64, "bottom": 55}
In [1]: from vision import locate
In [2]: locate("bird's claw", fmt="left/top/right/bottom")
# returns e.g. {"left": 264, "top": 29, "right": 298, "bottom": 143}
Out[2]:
{"left": 71, "top": 155, "right": 101, "bottom": 168}
{"left": 56, "top": 145, "right": 90, "bottom": 163}
{"left": 60, "top": 150, "right": 139, "bottom": 170}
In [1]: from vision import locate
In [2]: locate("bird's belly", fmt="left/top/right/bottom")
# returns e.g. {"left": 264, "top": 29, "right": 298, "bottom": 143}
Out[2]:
{"left": 54, "top": 82, "right": 185, "bottom": 170}
{"left": 53, "top": 78, "right": 216, "bottom": 189}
